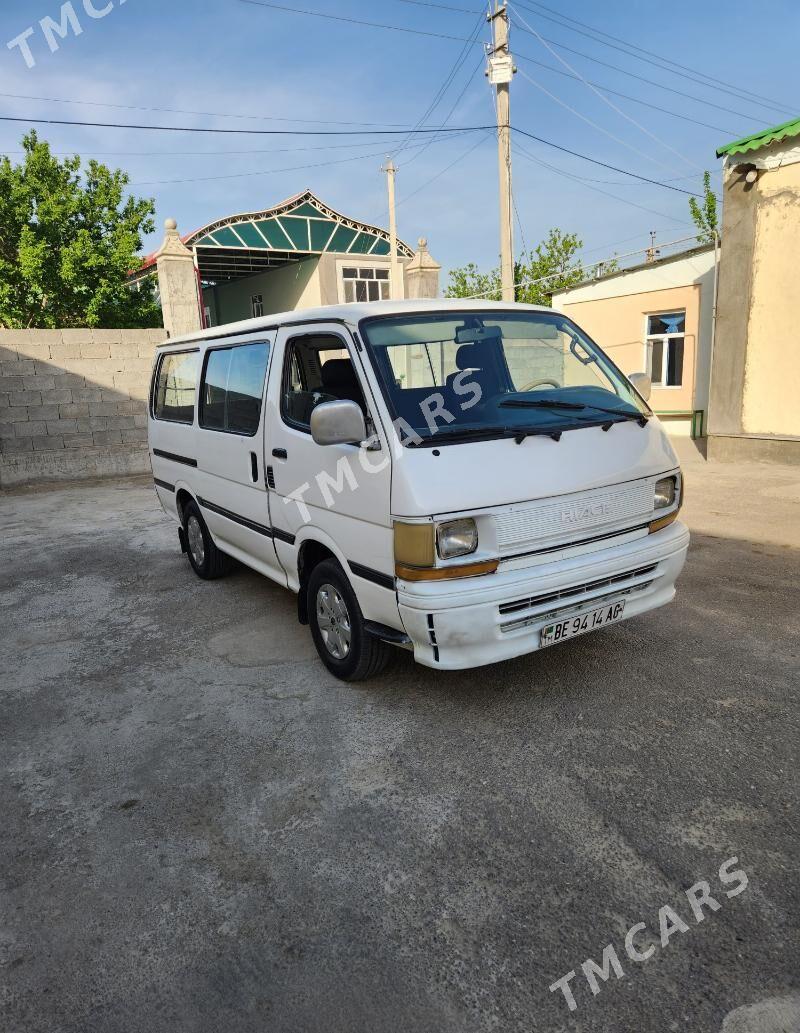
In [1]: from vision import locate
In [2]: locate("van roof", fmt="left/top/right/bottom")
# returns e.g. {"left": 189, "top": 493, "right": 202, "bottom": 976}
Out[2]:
{"left": 160, "top": 299, "right": 559, "bottom": 347}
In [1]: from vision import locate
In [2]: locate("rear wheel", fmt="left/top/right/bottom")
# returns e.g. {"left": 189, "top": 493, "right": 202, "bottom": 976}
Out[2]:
{"left": 183, "top": 500, "right": 232, "bottom": 580}
{"left": 308, "top": 559, "right": 391, "bottom": 681}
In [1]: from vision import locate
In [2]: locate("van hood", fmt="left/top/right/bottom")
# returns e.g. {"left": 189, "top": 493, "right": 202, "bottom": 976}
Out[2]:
{"left": 390, "top": 419, "right": 679, "bottom": 518}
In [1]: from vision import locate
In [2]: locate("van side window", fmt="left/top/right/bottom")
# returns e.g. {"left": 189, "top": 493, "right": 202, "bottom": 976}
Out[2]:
{"left": 153, "top": 350, "right": 199, "bottom": 424}
{"left": 281, "top": 334, "right": 363, "bottom": 431}
{"left": 199, "top": 342, "right": 270, "bottom": 436}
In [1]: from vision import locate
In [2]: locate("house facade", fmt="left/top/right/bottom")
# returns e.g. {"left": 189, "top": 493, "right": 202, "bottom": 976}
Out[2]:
{"left": 708, "top": 118, "right": 800, "bottom": 462}
{"left": 553, "top": 244, "right": 716, "bottom": 438}
{"left": 130, "top": 190, "right": 441, "bottom": 333}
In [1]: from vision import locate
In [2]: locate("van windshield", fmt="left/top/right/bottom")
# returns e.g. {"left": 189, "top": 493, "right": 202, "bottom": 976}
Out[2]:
{"left": 360, "top": 311, "right": 651, "bottom": 445}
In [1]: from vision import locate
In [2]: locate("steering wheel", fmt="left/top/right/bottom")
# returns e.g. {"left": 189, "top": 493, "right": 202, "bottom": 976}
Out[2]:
{"left": 519, "top": 378, "right": 561, "bottom": 392}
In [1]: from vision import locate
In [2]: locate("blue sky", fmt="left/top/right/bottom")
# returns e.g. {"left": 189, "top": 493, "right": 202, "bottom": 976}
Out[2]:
{"left": 1, "top": 0, "right": 798, "bottom": 280}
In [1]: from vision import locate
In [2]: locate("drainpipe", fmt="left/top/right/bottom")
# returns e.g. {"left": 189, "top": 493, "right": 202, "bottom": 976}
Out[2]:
{"left": 706, "top": 228, "right": 721, "bottom": 434}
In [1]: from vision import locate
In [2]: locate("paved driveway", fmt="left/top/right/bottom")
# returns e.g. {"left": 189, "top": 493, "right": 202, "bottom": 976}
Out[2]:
{"left": 1, "top": 447, "right": 799, "bottom": 1033}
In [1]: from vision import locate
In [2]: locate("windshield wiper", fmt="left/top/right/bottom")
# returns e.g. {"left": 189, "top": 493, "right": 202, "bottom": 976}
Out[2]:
{"left": 407, "top": 425, "right": 510, "bottom": 447}
{"left": 580, "top": 403, "right": 649, "bottom": 427}
{"left": 499, "top": 398, "right": 585, "bottom": 410}
{"left": 500, "top": 397, "right": 648, "bottom": 428}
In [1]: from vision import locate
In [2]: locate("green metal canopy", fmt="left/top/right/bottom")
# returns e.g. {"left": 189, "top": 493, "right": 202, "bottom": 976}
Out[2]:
{"left": 188, "top": 189, "right": 413, "bottom": 269}
{"left": 716, "top": 116, "right": 800, "bottom": 158}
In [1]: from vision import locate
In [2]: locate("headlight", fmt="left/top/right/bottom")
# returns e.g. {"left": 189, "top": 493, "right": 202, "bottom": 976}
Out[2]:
{"left": 436, "top": 518, "right": 478, "bottom": 560}
{"left": 654, "top": 475, "right": 677, "bottom": 510}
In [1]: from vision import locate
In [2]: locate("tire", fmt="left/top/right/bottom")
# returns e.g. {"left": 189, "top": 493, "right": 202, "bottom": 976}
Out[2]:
{"left": 183, "top": 500, "right": 233, "bottom": 580}
{"left": 307, "top": 559, "right": 392, "bottom": 681}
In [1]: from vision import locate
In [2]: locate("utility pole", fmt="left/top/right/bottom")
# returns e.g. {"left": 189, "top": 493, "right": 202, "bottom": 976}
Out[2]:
{"left": 382, "top": 156, "right": 402, "bottom": 300}
{"left": 488, "top": 2, "right": 515, "bottom": 302}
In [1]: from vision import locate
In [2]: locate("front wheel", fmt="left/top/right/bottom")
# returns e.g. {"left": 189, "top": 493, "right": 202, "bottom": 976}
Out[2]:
{"left": 307, "top": 559, "right": 392, "bottom": 681}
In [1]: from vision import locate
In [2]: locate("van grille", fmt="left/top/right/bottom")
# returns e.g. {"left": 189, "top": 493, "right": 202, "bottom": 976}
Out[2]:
{"left": 495, "top": 479, "right": 653, "bottom": 555}
{"left": 499, "top": 564, "right": 658, "bottom": 616}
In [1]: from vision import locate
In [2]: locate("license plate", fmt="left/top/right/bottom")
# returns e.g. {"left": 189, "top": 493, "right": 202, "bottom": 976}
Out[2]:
{"left": 540, "top": 600, "right": 626, "bottom": 647}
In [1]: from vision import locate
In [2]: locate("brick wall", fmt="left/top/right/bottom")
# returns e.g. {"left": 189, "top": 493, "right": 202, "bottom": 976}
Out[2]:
{"left": 0, "top": 328, "right": 164, "bottom": 487}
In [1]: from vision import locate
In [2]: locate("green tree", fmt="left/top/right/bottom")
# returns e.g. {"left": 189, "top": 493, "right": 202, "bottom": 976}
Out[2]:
{"left": 688, "top": 171, "right": 719, "bottom": 245}
{"left": 515, "top": 228, "right": 585, "bottom": 306}
{"left": 444, "top": 228, "right": 603, "bottom": 305}
{"left": 0, "top": 132, "right": 161, "bottom": 328}
{"left": 444, "top": 261, "right": 501, "bottom": 301}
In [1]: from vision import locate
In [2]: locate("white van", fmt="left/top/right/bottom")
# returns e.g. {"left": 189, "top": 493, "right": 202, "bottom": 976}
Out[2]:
{"left": 148, "top": 300, "right": 688, "bottom": 680}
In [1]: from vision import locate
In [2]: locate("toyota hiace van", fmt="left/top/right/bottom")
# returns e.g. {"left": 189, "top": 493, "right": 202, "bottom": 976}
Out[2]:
{"left": 148, "top": 300, "right": 688, "bottom": 680}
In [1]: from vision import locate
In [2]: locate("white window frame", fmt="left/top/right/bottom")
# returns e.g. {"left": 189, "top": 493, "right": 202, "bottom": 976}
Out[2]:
{"left": 643, "top": 310, "right": 686, "bottom": 389}
{"left": 203, "top": 304, "right": 213, "bottom": 328}
{"left": 251, "top": 293, "right": 264, "bottom": 319}
{"left": 336, "top": 260, "right": 392, "bottom": 304}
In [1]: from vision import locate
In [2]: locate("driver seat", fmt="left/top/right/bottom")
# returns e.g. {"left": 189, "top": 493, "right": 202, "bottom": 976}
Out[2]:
{"left": 445, "top": 341, "right": 503, "bottom": 405}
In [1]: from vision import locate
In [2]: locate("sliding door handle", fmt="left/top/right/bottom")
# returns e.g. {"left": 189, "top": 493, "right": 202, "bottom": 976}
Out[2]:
{"left": 272, "top": 448, "right": 288, "bottom": 460}
{"left": 250, "top": 451, "right": 259, "bottom": 482}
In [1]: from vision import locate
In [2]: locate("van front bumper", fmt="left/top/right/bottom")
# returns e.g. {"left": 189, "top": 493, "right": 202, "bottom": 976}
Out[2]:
{"left": 397, "top": 521, "right": 690, "bottom": 670}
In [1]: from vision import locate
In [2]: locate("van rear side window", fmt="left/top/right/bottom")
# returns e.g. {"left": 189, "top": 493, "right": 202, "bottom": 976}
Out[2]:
{"left": 200, "top": 342, "right": 270, "bottom": 436}
{"left": 153, "top": 350, "right": 199, "bottom": 424}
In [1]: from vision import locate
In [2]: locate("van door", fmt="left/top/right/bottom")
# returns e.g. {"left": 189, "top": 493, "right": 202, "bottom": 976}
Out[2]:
{"left": 193, "top": 332, "right": 286, "bottom": 584}
{"left": 265, "top": 323, "right": 395, "bottom": 609}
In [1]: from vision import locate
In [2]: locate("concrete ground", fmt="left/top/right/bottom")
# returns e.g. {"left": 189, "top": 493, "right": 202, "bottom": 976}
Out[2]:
{"left": 1, "top": 447, "right": 798, "bottom": 1033}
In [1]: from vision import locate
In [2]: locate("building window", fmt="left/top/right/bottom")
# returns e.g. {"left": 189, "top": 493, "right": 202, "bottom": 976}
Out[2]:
{"left": 646, "top": 311, "right": 685, "bottom": 387}
{"left": 251, "top": 294, "right": 264, "bottom": 318}
{"left": 342, "top": 266, "right": 390, "bottom": 303}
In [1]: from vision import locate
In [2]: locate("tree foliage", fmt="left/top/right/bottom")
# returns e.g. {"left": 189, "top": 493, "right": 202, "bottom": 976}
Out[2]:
{"left": 0, "top": 132, "right": 161, "bottom": 329}
{"left": 688, "top": 171, "right": 719, "bottom": 245}
{"left": 444, "top": 228, "right": 616, "bottom": 305}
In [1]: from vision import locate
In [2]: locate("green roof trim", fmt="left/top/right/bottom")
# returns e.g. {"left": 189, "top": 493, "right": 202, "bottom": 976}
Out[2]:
{"left": 716, "top": 116, "right": 800, "bottom": 158}
{"left": 185, "top": 189, "right": 414, "bottom": 259}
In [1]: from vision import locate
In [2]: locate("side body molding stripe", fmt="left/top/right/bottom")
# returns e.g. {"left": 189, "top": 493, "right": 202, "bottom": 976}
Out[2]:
{"left": 197, "top": 497, "right": 273, "bottom": 538}
{"left": 153, "top": 448, "right": 197, "bottom": 468}
{"left": 348, "top": 561, "right": 395, "bottom": 591}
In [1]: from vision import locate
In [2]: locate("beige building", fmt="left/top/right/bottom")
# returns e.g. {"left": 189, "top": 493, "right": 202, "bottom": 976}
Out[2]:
{"left": 553, "top": 244, "right": 717, "bottom": 438}
{"left": 708, "top": 118, "right": 800, "bottom": 462}
{"left": 555, "top": 116, "right": 800, "bottom": 459}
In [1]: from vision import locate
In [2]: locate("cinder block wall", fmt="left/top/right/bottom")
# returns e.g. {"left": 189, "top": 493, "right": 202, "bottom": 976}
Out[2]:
{"left": 0, "top": 328, "right": 164, "bottom": 487}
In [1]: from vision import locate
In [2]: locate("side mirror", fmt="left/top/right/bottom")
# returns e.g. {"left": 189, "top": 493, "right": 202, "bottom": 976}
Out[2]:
{"left": 628, "top": 372, "right": 652, "bottom": 402}
{"left": 310, "top": 399, "right": 367, "bottom": 447}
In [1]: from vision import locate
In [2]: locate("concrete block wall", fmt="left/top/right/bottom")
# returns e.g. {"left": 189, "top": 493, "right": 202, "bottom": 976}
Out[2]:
{"left": 0, "top": 328, "right": 165, "bottom": 487}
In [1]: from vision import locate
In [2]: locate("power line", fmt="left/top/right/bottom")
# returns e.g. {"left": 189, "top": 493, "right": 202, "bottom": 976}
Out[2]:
{"left": 401, "top": 50, "right": 486, "bottom": 168}
{"left": 132, "top": 130, "right": 477, "bottom": 187}
{"left": 513, "top": 53, "right": 738, "bottom": 136}
{"left": 236, "top": 0, "right": 474, "bottom": 41}
{"left": 1, "top": 112, "right": 702, "bottom": 198}
{"left": 516, "top": 39, "right": 773, "bottom": 126}
{"left": 464, "top": 234, "right": 700, "bottom": 299}
{"left": 513, "top": 0, "right": 795, "bottom": 115}
{"left": 374, "top": 129, "right": 494, "bottom": 221}
{"left": 392, "top": 8, "right": 485, "bottom": 162}
{"left": 513, "top": 140, "right": 688, "bottom": 225}
{"left": 389, "top": 0, "right": 480, "bottom": 12}
{"left": 0, "top": 91, "right": 413, "bottom": 128}
{"left": 516, "top": 65, "right": 680, "bottom": 174}
{"left": 511, "top": 126, "right": 701, "bottom": 195}
{"left": 510, "top": 4, "right": 700, "bottom": 171}
{"left": 0, "top": 114, "right": 494, "bottom": 136}
{"left": 0, "top": 139, "right": 434, "bottom": 159}
{"left": 236, "top": 0, "right": 781, "bottom": 128}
